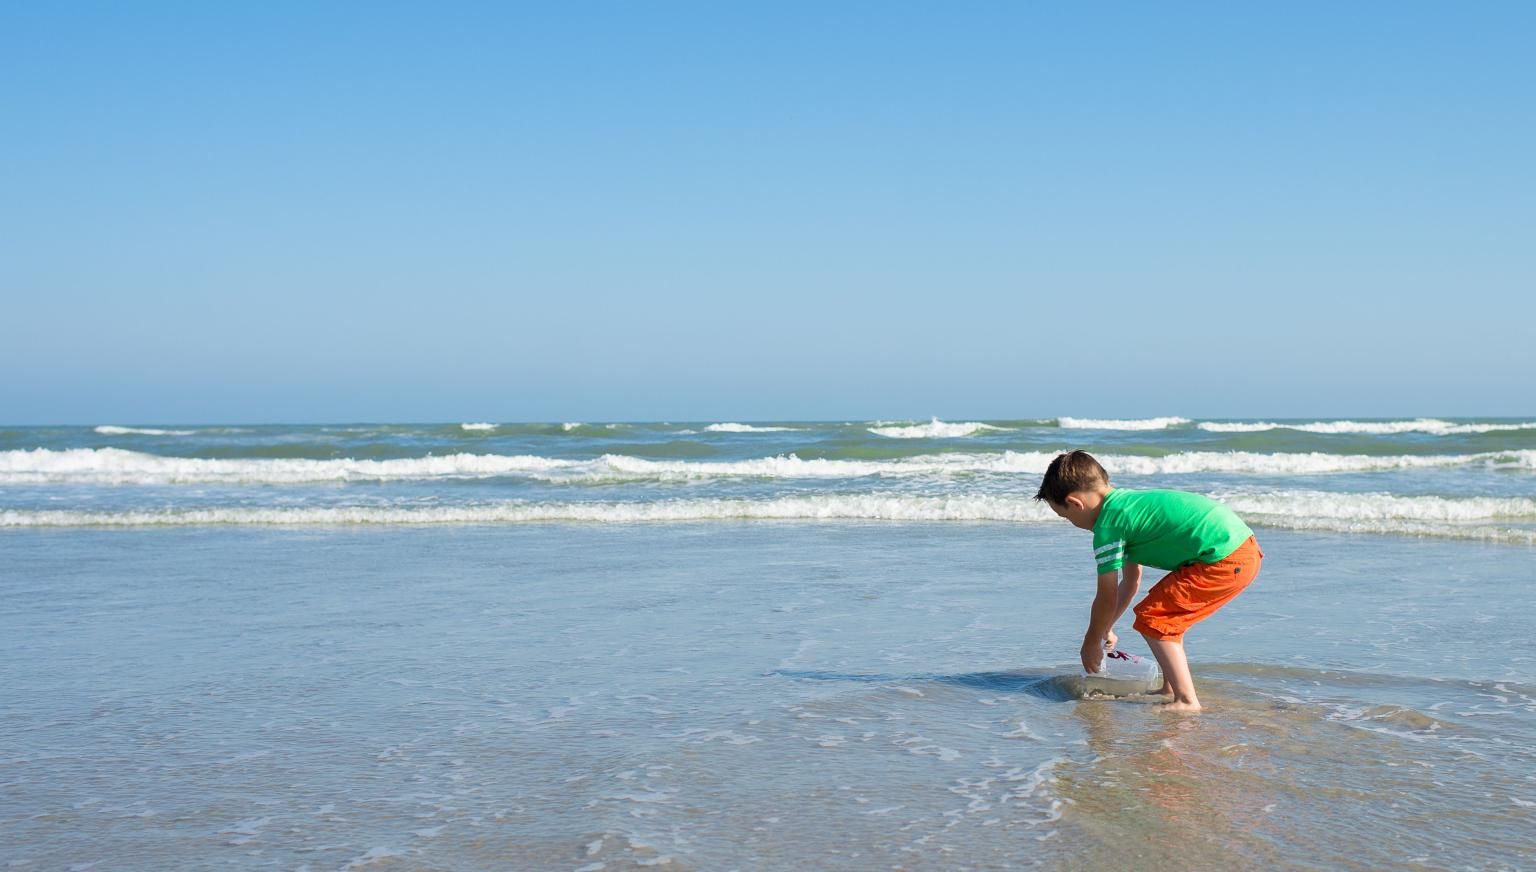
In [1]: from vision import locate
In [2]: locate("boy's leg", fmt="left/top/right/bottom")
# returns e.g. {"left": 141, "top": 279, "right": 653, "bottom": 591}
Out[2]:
{"left": 1131, "top": 537, "right": 1263, "bottom": 712}
{"left": 1141, "top": 633, "right": 1200, "bottom": 711}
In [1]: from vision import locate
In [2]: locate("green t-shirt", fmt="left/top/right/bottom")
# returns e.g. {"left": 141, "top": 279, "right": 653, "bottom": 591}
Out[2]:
{"left": 1091, "top": 488, "right": 1253, "bottom": 573}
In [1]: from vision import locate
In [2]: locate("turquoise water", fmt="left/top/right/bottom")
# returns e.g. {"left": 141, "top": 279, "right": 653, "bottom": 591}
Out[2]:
{"left": 4, "top": 418, "right": 1536, "bottom": 537}
{"left": 3, "top": 418, "right": 1535, "bottom": 868}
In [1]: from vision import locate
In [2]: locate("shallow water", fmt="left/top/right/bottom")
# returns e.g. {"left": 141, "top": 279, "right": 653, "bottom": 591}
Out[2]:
{"left": 3, "top": 523, "right": 1532, "bottom": 870}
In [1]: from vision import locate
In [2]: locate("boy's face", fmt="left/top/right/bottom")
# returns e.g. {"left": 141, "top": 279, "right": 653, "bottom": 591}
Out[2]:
{"left": 1048, "top": 493, "right": 1098, "bottom": 531}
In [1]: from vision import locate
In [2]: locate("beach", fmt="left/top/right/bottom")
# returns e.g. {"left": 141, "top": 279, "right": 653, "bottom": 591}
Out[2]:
{"left": 3, "top": 419, "right": 1535, "bottom": 869}
{"left": 9, "top": 1, "right": 1532, "bottom": 865}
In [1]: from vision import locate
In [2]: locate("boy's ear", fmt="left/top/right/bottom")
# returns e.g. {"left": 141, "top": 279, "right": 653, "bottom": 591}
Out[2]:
{"left": 1064, "top": 493, "right": 1086, "bottom": 511}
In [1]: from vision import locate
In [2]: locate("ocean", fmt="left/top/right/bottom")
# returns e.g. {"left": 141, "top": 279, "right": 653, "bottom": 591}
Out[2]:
{"left": 3, "top": 417, "right": 1534, "bottom": 869}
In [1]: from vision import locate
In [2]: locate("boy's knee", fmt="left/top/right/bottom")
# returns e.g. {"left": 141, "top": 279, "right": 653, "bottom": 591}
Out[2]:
{"left": 1137, "top": 624, "right": 1183, "bottom": 644}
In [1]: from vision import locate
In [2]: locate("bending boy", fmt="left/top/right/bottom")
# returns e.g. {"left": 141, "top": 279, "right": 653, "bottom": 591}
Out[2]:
{"left": 1036, "top": 450, "right": 1263, "bottom": 712}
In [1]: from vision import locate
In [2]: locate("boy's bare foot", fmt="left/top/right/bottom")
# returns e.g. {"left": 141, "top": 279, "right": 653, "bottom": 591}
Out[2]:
{"left": 1157, "top": 700, "right": 1203, "bottom": 713}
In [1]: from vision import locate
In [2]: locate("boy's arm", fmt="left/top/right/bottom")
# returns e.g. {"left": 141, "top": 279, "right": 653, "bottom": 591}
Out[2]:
{"left": 1112, "top": 563, "right": 1142, "bottom": 625}
{"left": 1098, "top": 564, "right": 1143, "bottom": 652}
{"left": 1080, "top": 570, "right": 1120, "bottom": 672}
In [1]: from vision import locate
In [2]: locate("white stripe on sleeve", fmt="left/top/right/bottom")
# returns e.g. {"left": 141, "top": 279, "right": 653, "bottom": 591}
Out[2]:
{"left": 1095, "top": 539, "right": 1125, "bottom": 556}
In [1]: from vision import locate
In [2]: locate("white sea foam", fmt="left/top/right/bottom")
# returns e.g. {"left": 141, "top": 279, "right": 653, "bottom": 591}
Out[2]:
{"left": 1057, "top": 417, "right": 1192, "bottom": 430}
{"left": 5, "top": 447, "right": 1535, "bottom": 486}
{"left": 0, "top": 495, "right": 1052, "bottom": 527}
{"left": 1206, "top": 490, "right": 1536, "bottom": 543}
{"left": 1235, "top": 516, "right": 1536, "bottom": 543}
{"left": 94, "top": 425, "right": 196, "bottom": 436}
{"left": 0, "top": 448, "right": 586, "bottom": 485}
{"left": 1197, "top": 421, "right": 1299, "bottom": 433}
{"left": 1099, "top": 450, "right": 1536, "bottom": 475}
{"left": 1197, "top": 419, "right": 1536, "bottom": 435}
{"left": 1222, "top": 491, "right": 1536, "bottom": 522}
{"left": 868, "top": 418, "right": 1004, "bottom": 439}
{"left": 0, "top": 448, "right": 942, "bottom": 485}
{"left": 7, "top": 492, "right": 1535, "bottom": 541}
{"left": 560, "top": 422, "right": 582, "bottom": 431}
{"left": 460, "top": 422, "right": 498, "bottom": 431}
{"left": 704, "top": 423, "right": 800, "bottom": 433}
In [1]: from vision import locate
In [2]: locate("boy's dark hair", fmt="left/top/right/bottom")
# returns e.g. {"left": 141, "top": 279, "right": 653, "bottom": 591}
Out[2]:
{"left": 1034, "top": 450, "right": 1110, "bottom": 504}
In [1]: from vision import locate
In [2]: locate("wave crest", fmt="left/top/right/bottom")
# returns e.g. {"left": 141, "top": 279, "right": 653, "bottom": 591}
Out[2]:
{"left": 95, "top": 425, "right": 195, "bottom": 436}
{"left": 6, "top": 447, "right": 1536, "bottom": 486}
{"left": 704, "top": 423, "right": 801, "bottom": 433}
{"left": 5, "top": 490, "right": 1534, "bottom": 542}
{"left": 1057, "top": 417, "right": 1191, "bottom": 430}
{"left": 1197, "top": 419, "right": 1536, "bottom": 435}
{"left": 1224, "top": 491, "right": 1536, "bottom": 522}
{"left": 868, "top": 418, "right": 1004, "bottom": 439}
{"left": 0, "top": 495, "right": 1051, "bottom": 527}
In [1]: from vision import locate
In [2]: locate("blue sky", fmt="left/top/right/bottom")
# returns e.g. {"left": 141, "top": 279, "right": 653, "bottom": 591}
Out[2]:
{"left": 3, "top": 2, "right": 1532, "bottom": 423}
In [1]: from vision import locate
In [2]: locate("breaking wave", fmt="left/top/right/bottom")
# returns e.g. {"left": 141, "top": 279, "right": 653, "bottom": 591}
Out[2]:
{"left": 1197, "top": 419, "right": 1536, "bottom": 435}
{"left": 4, "top": 491, "right": 1534, "bottom": 541}
{"left": 1056, "top": 417, "right": 1192, "bottom": 430}
{"left": 868, "top": 418, "right": 1005, "bottom": 439}
{"left": 0, "top": 495, "right": 1050, "bottom": 527}
{"left": 1222, "top": 491, "right": 1536, "bottom": 522}
{"left": 460, "top": 422, "right": 498, "bottom": 431}
{"left": 5, "top": 447, "right": 1535, "bottom": 486}
{"left": 704, "top": 423, "right": 801, "bottom": 433}
{"left": 94, "top": 425, "right": 196, "bottom": 436}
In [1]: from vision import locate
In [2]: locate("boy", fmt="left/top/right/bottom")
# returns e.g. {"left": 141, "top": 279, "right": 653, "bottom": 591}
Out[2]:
{"left": 1035, "top": 450, "right": 1263, "bottom": 712}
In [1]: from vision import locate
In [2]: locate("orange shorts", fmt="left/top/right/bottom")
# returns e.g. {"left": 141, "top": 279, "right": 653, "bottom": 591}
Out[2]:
{"left": 1132, "top": 536, "right": 1263, "bottom": 642}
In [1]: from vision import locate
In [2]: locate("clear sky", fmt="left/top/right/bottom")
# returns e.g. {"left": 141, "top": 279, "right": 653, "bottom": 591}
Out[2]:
{"left": 3, "top": 2, "right": 1532, "bottom": 424}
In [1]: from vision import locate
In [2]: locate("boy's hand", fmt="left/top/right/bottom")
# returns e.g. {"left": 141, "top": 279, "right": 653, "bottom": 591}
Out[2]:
{"left": 1104, "top": 630, "right": 1118, "bottom": 652}
{"left": 1080, "top": 638, "right": 1105, "bottom": 673}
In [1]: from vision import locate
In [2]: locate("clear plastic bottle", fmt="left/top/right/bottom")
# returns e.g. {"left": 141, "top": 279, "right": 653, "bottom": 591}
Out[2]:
{"left": 1082, "top": 649, "right": 1163, "bottom": 694}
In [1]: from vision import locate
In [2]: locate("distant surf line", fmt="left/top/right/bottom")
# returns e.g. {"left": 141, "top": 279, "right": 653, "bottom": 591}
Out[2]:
{"left": 78, "top": 418, "right": 1536, "bottom": 438}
